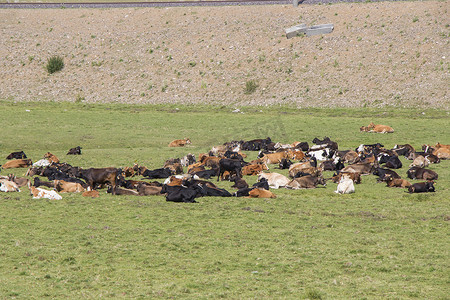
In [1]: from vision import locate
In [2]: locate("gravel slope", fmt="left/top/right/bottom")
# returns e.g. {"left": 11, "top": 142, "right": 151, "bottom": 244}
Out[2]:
{"left": 0, "top": 1, "right": 448, "bottom": 108}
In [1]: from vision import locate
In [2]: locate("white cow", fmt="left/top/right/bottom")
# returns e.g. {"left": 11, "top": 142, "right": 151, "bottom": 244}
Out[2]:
{"left": 335, "top": 176, "right": 355, "bottom": 194}
{"left": 29, "top": 186, "right": 62, "bottom": 200}
{"left": 0, "top": 180, "right": 20, "bottom": 192}
{"left": 257, "top": 172, "right": 290, "bottom": 189}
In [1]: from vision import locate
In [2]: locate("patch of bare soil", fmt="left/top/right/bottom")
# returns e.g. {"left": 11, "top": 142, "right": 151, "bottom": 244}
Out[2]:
{"left": 0, "top": 1, "right": 448, "bottom": 108}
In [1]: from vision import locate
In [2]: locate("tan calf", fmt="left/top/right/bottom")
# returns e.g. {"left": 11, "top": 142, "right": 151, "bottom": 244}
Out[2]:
{"left": 54, "top": 180, "right": 85, "bottom": 193}
{"left": 432, "top": 147, "right": 450, "bottom": 159}
{"left": 262, "top": 152, "right": 288, "bottom": 165}
{"left": 248, "top": 188, "right": 276, "bottom": 198}
{"left": 385, "top": 175, "right": 411, "bottom": 188}
{"left": 168, "top": 138, "right": 191, "bottom": 147}
{"left": 44, "top": 152, "right": 60, "bottom": 163}
{"left": 1, "top": 159, "right": 33, "bottom": 169}
{"left": 242, "top": 164, "right": 268, "bottom": 176}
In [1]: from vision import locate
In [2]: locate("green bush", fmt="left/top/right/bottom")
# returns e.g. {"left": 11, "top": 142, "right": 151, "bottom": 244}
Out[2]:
{"left": 46, "top": 55, "right": 64, "bottom": 74}
{"left": 244, "top": 80, "right": 258, "bottom": 94}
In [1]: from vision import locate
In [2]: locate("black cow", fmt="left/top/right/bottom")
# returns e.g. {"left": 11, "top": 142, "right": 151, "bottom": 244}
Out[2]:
{"left": 234, "top": 187, "right": 254, "bottom": 197}
{"left": 230, "top": 176, "right": 249, "bottom": 189}
{"left": 241, "top": 137, "right": 272, "bottom": 151}
{"left": 142, "top": 168, "right": 173, "bottom": 179}
{"left": 78, "top": 167, "right": 121, "bottom": 195}
{"left": 6, "top": 151, "right": 27, "bottom": 160}
{"left": 408, "top": 181, "right": 435, "bottom": 193}
{"left": 312, "top": 137, "right": 338, "bottom": 150}
{"left": 294, "top": 142, "right": 309, "bottom": 152}
{"left": 33, "top": 177, "right": 54, "bottom": 188}
{"left": 373, "top": 167, "right": 401, "bottom": 182}
{"left": 192, "top": 169, "right": 218, "bottom": 179}
{"left": 278, "top": 158, "right": 293, "bottom": 170}
{"left": 253, "top": 178, "right": 270, "bottom": 190}
{"left": 67, "top": 146, "right": 82, "bottom": 155}
{"left": 378, "top": 155, "right": 402, "bottom": 169}
{"left": 161, "top": 185, "right": 203, "bottom": 203}
{"left": 407, "top": 167, "right": 438, "bottom": 180}
{"left": 217, "top": 158, "right": 245, "bottom": 181}
{"left": 223, "top": 150, "right": 244, "bottom": 161}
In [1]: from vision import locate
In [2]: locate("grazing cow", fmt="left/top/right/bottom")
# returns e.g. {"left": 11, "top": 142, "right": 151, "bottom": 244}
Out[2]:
{"left": 142, "top": 168, "right": 173, "bottom": 179}
{"left": 408, "top": 181, "right": 435, "bottom": 193}
{"left": 385, "top": 175, "right": 411, "bottom": 188}
{"left": 136, "top": 184, "right": 163, "bottom": 196}
{"left": 168, "top": 138, "right": 191, "bottom": 147}
{"left": 29, "top": 185, "right": 62, "bottom": 200}
{"left": 54, "top": 180, "right": 85, "bottom": 193}
{"left": 248, "top": 188, "right": 276, "bottom": 198}
{"left": 82, "top": 190, "right": 100, "bottom": 198}
{"left": 286, "top": 175, "right": 326, "bottom": 189}
{"left": 78, "top": 167, "right": 121, "bottom": 195}
{"left": 161, "top": 184, "right": 204, "bottom": 203}
{"left": 410, "top": 155, "right": 429, "bottom": 168}
{"left": 335, "top": 176, "right": 355, "bottom": 194}
{"left": 242, "top": 164, "right": 267, "bottom": 176}
{"left": 1, "top": 159, "right": 33, "bottom": 169}
{"left": 217, "top": 158, "right": 245, "bottom": 181}
{"left": 257, "top": 172, "right": 290, "bottom": 189}
{"left": 230, "top": 176, "right": 249, "bottom": 189}
{"left": 6, "top": 151, "right": 27, "bottom": 160}
{"left": 67, "top": 146, "right": 82, "bottom": 155}
{"left": 44, "top": 152, "right": 59, "bottom": 164}
{"left": 407, "top": 167, "right": 438, "bottom": 181}
{"left": 0, "top": 179, "right": 21, "bottom": 192}
{"left": 261, "top": 152, "right": 289, "bottom": 165}
{"left": 331, "top": 172, "right": 362, "bottom": 184}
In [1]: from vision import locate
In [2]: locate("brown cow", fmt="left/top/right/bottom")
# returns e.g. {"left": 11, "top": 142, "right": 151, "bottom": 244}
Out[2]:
{"left": 44, "top": 152, "right": 60, "bottom": 163}
{"left": 385, "top": 175, "right": 411, "bottom": 188}
{"left": 78, "top": 167, "right": 120, "bottom": 195}
{"left": 82, "top": 190, "right": 100, "bottom": 198}
{"left": 8, "top": 174, "right": 30, "bottom": 187}
{"left": 137, "top": 184, "right": 163, "bottom": 196}
{"left": 54, "top": 180, "right": 85, "bottom": 193}
{"left": 286, "top": 175, "right": 327, "bottom": 189}
{"left": 331, "top": 172, "right": 362, "bottom": 184}
{"left": 242, "top": 164, "right": 267, "bottom": 176}
{"left": 247, "top": 188, "right": 276, "bottom": 198}
{"left": 262, "top": 152, "right": 288, "bottom": 165}
{"left": 1, "top": 159, "right": 33, "bottom": 169}
{"left": 340, "top": 162, "right": 373, "bottom": 175}
{"left": 286, "top": 149, "right": 305, "bottom": 161}
{"left": 361, "top": 122, "right": 394, "bottom": 133}
{"left": 432, "top": 147, "right": 450, "bottom": 159}
{"left": 168, "top": 138, "right": 191, "bottom": 147}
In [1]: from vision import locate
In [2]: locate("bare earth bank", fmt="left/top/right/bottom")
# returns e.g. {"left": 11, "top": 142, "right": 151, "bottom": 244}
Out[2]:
{"left": 0, "top": 1, "right": 448, "bottom": 108}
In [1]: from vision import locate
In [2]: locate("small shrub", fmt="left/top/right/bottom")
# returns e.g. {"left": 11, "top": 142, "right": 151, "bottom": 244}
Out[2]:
{"left": 46, "top": 55, "right": 64, "bottom": 74}
{"left": 244, "top": 80, "right": 258, "bottom": 95}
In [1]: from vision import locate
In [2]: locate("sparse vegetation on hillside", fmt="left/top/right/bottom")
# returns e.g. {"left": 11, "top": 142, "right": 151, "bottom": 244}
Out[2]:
{"left": 45, "top": 55, "right": 64, "bottom": 74}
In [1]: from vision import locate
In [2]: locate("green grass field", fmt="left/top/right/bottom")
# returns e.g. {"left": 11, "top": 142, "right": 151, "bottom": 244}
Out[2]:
{"left": 0, "top": 101, "right": 449, "bottom": 299}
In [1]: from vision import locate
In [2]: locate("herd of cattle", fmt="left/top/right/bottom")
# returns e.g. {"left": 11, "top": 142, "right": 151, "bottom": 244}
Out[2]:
{"left": 0, "top": 133, "right": 448, "bottom": 202}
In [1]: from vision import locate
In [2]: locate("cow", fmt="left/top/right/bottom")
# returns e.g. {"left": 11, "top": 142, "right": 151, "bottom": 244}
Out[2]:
{"left": 331, "top": 172, "right": 362, "bottom": 184}
{"left": 248, "top": 188, "right": 276, "bottom": 198}
{"left": 1, "top": 159, "right": 33, "bottom": 169}
{"left": 180, "top": 153, "right": 197, "bottom": 166}
{"left": 54, "top": 180, "right": 85, "bottom": 193}
{"left": 261, "top": 152, "right": 289, "bottom": 165}
{"left": 287, "top": 149, "right": 306, "bottom": 161}
{"left": 191, "top": 169, "right": 218, "bottom": 179}
{"left": 408, "top": 181, "right": 435, "bottom": 193}
{"left": 410, "top": 155, "right": 429, "bottom": 168}
{"left": 0, "top": 179, "right": 21, "bottom": 192}
{"left": 385, "top": 175, "right": 411, "bottom": 188}
{"left": 378, "top": 155, "right": 403, "bottom": 169}
{"left": 293, "top": 141, "right": 309, "bottom": 152}
{"left": 82, "top": 190, "right": 100, "bottom": 198}
{"left": 407, "top": 167, "right": 438, "bottom": 181}
{"left": 161, "top": 184, "right": 204, "bottom": 203}
{"left": 137, "top": 183, "right": 163, "bottom": 196}
{"left": 432, "top": 147, "right": 450, "bottom": 159}
{"left": 253, "top": 178, "right": 270, "bottom": 190}
{"left": 393, "top": 144, "right": 415, "bottom": 157}
{"left": 217, "top": 158, "right": 245, "bottom": 181}
{"left": 33, "top": 177, "right": 55, "bottom": 188}
{"left": 362, "top": 122, "right": 394, "bottom": 133}
{"left": 335, "top": 176, "right": 355, "bottom": 194}
{"left": 44, "top": 152, "right": 59, "bottom": 164}
{"left": 278, "top": 158, "right": 293, "bottom": 170}
{"left": 241, "top": 137, "right": 272, "bottom": 151}
{"left": 257, "top": 172, "right": 290, "bottom": 189}
{"left": 230, "top": 176, "right": 248, "bottom": 189}
{"left": 340, "top": 162, "right": 374, "bottom": 175}
{"left": 201, "top": 156, "right": 221, "bottom": 169}
{"left": 286, "top": 175, "right": 326, "bottom": 189}
{"left": 107, "top": 186, "right": 139, "bottom": 196}
{"left": 307, "top": 147, "right": 333, "bottom": 161}
{"left": 142, "top": 168, "right": 173, "bottom": 179}
{"left": 372, "top": 167, "right": 401, "bottom": 182}
{"left": 242, "top": 164, "right": 267, "bottom": 176}
{"left": 163, "top": 162, "right": 184, "bottom": 175}
{"left": 28, "top": 184, "right": 62, "bottom": 200}
{"left": 168, "top": 138, "right": 191, "bottom": 147}
{"left": 288, "top": 159, "right": 317, "bottom": 178}
{"left": 78, "top": 167, "right": 121, "bottom": 195}
{"left": 312, "top": 137, "right": 338, "bottom": 150}
{"left": 6, "top": 151, "right": 27, "bottom": 160}
{"left": 7, "top": 174, "right": 29, "bottom": 187}
{"left": 33, "top": 159, "right": 52, "bottom": 168}
{"left": 67, "top": 146, "right": 82, "bottom": 155}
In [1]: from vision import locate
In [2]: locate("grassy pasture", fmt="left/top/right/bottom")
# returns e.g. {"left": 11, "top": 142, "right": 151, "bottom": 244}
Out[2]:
{"left": 0, "top": 101, "right": 449, "bottom": 299}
